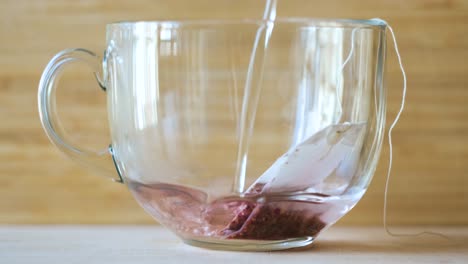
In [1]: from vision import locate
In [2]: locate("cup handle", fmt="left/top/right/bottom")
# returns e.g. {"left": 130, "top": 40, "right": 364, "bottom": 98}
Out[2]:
{"left": 38, "top": 48, "right": 123, "bottom": 183}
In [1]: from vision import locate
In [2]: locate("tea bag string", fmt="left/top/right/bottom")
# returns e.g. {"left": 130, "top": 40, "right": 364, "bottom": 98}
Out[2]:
{"left": 335, "top": 28, "right": 358, "bottom": 121}
{"left": 371, "top": 18, "right": 449, "bottom": 239}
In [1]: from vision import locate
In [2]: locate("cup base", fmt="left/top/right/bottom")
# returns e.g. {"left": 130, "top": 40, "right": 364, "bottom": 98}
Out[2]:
{"left": 183, "top": 236, "right": 315, "bottom": 251}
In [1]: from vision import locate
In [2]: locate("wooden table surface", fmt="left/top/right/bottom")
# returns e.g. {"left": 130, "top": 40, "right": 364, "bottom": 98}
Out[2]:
{"left": 1, "top": 226, "right": 467, "bottom": 263}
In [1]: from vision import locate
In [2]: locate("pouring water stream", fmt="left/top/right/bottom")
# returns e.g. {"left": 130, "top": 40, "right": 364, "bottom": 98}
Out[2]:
{"left": 232, "top": 0, "right": 277, "bottom": 194}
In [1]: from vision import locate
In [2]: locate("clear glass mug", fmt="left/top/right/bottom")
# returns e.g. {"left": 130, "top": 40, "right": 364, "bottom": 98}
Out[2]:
{"left": 39, "top": 19, "right": 387, "bottom": 251}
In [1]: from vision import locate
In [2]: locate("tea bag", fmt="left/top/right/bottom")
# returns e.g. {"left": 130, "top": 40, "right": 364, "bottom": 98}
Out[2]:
{"left": 246, "top": 122, "right": 367, "bottom": 194}
{"left": 219, "top": 122, "right": 367, "bottom": 239}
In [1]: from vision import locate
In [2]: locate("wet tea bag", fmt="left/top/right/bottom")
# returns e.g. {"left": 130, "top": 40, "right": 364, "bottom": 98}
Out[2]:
{"left": 218, "top": 122, "right": 367, "bottom": 239}
{"left": 245, "top": 122, "right": 367, "bottom": 194}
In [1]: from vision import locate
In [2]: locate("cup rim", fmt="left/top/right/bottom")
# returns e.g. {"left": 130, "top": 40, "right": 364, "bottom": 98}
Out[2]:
{"left": 107, "top": 18, "right": 386, "bottom": 29}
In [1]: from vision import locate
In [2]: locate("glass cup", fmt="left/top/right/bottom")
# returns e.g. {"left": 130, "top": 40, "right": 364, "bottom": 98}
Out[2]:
{"left": 39, "top": 19, "right": 387, "bottom": 251}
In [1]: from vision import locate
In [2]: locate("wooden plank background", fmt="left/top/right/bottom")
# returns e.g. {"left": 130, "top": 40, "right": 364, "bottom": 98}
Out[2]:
{"left": 0, "top": 0, "right": 467, "bottom": 225}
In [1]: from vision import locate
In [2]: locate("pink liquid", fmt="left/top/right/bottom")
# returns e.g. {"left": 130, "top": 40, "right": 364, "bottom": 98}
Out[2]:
{"left": 128, "top": 181, "right": 361, "bottom": 241}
